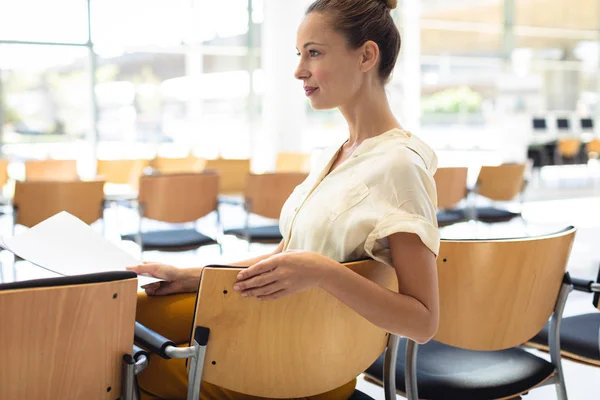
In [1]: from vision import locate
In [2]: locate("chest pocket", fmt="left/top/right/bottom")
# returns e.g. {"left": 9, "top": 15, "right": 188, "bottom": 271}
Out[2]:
{"left": 329, "top": 182, "right": 370, "bottom": 221}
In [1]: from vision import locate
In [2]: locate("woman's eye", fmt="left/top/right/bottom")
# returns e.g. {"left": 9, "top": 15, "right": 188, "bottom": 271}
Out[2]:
{"left": 309, "top": 50, "right": 320, "bottom": 57}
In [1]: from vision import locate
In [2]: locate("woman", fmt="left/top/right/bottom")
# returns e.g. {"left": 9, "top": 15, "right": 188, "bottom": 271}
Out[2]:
{"left": 129, "top": 0, "right": 440, "bottom": 398}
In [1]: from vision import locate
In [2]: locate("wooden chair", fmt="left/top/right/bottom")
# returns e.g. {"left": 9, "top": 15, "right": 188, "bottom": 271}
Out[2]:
{"left": 13, "top": 180, "right": 106, "bottom": 229}
{"left": 97, "top": 159, "right": 150, "bottom": 188}
{"left": 204, "top": 158, "right": 251, "bottom": 195}
{"left": 433, "top": 167, "right": 468, "bottom": 227}
{"left": 471, "top": 163, "right": 527, "bottom": 222}
{"left": 24, "top": 159, "right": 78, "bottom": 181}
{"left": 0, "top": 270, "right": 146, "bottom": 400}
{"left": 526, "top": 263, "right": 600, "bottom": 367}
{"left": 0, "top": 158, "right": 9, "bottom": 188}
{"left": 586, "top": 138, "right": 600, "bottom": 161}
{"left": 134, "top": 259, "right": 400, "bottom": 400}
{"left": 150, "top": 156, "right": 206, "bottom": 175}
{"left": 224, "top": 172, "right": 308, "bottom": 244}
{"left": 276, "top": 152, "right": 311, "bottom": 172}
{"left": 365, "top": 227, "right": 576, "bottom": 400}
{"left": 555, "top": 138, "right": 583, "bottom": 164}
{"left": 122, "top": 173, "right": 222, "bottom": 253}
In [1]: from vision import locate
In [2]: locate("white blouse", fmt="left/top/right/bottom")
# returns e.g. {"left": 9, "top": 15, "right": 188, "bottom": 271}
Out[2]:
{"left": 279, "top": 128, "right": 440, "bottom": 268}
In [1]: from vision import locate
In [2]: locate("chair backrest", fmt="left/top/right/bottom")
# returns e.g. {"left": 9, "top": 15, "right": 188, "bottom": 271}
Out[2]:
{"left": 557, "top": 138, "right": 581, "bottom": 158}
{"left": 25, "top": 159, "right": 78, "bottom": 181}
{"left": 0, "top": 158, "right": 9, "bottom": 188}
{"left": 585, "top": 139, "right": 600, "bottom": 155}
{"left": 138, "top": 172, "right": 219, "bottom": 223}
{"left": 191, "top": 259, "right": 397, "bottom": 398}
{"left": 14, "top": 180, "right": 106, "bottom": 227}
{"left": 204, "top": 158, "right": 251, "bottom": 195}
{"left": 0, "top": 271, "right": 137, "bottom": 399}
{"left": 275, "top": 152, "right": 311, "bottom": 173}
{"left": 97, "top": 159, "right": 149, "bottom": 187}
{"left": 435, "top": 227, "right": 576, "bottom": 351}
{"left": 476, "top": 164, "right": 526, "bottom": 201}
{"left": 244, "top": 172, "right": 308, "bottom": 219}
{"left": 433, "top": 167, "right": 468, "bottom": 209}
{"left": 150, "top": 156, "right": 206, "bottom": 175}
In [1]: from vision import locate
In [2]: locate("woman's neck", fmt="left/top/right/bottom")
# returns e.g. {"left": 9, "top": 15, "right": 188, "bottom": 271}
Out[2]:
{"left": 339, "top": 85, "right": 401, "bottom": 149}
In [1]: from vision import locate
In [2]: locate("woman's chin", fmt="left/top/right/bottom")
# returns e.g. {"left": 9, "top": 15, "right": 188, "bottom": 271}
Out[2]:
{"left": 309, "top": 99, "right": 335, "bottom": 111}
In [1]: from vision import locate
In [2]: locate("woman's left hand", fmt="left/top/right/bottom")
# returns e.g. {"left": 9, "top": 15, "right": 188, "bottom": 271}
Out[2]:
{"left": 233, "top": 250, "right": 338, "bottom": 300}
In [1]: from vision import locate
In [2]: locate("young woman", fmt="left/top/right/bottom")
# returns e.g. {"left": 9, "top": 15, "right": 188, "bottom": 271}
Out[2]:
{"left": 129, "top": 0, "right": 440, "bottom": 398}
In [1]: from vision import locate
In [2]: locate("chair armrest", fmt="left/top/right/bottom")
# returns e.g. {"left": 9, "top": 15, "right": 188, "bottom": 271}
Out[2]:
{"left": 134, "top": 322, "right": 176, "bottom": 359}
{"left": 570, "top": 277, "right": 595, "bottom": 292}
{"left": 133, "top": 344, "right": 149, "bottom": 361}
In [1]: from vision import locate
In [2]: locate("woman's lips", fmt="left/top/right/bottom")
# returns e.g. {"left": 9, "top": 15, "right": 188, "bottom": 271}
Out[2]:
{"left": 304, "top": 87, "right": 319, "bottom": 97}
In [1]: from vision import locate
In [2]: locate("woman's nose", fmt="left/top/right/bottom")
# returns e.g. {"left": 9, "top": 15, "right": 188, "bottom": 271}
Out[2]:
{"left": 294, "top": 62, "right": 309, "bottom": 80}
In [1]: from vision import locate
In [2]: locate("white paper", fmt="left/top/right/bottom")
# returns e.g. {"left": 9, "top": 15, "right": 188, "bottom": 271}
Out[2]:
{"left": 0, "top": 211, "right": 160, "bottom": 286}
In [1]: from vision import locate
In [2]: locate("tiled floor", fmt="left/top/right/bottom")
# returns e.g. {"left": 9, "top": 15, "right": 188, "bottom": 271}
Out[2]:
{"left": 1, "top": 167, "right": 600, "bottom": 399}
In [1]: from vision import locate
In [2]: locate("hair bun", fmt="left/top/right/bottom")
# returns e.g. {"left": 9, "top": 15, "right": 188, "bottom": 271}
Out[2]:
{"left": 380, "top": 0, "right": 398, "bottom": 9}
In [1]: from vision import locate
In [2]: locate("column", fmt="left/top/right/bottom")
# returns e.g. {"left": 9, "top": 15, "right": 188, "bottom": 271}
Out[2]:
{"left": 401, "top": 0, "right": 421, "bottom": 134}
{"left": 503, "top": 0, "right": 515, "bottom": 72}
{"left": 186, "top": 0, "right": 207, "bottom": 155}
{"left": 255, "top": 0, "right": 307, "bottom": 172}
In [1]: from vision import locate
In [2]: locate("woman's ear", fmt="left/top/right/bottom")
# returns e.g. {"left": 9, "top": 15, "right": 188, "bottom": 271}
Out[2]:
{"left": 359, "top": 40, "right": 380, "bottom": 73}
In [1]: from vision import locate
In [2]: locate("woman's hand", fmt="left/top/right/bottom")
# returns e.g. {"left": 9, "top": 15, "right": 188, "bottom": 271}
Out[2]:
{"left": 126, "top": 262, "right": 200, "bottom": 296}
{"left": 233, "top": 251, "right": 338, "bottom": 300}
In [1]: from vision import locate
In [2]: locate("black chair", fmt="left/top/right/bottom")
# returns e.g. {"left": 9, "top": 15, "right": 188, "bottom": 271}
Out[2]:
{"left": 0, "top": 271, "right": 146, "bottom": 400}
{"left": 526, "top": 263, "right": 600, "bottom": 367}
{"left": 365, "top": 228, "right": 576, "bottom": 400}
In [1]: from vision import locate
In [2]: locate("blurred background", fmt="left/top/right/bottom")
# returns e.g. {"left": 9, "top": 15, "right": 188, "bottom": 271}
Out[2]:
{"left": 2, "top": 0, "right": 599, "bottom": 176}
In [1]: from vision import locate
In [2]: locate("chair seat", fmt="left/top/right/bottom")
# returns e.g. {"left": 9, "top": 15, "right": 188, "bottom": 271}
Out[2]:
{"left": 365, "top": 338, "right": 555, "bottom": 400}
{"left": 225, "top": 225, "right": 282, "bottom": 242}
{"left": 348, "top": 389, "right": 375, "bottom": 399}
{"left": 528, "top": 313, "right": 600, "bottom": 366}
{"left": 436, "top": 209, "right": 466, "bottom": 226}
{"left": 122, "top": 228, "right": 217, "bottom": 250}
{"left": 475, "top": 206, "right": 521, "bottom": 222}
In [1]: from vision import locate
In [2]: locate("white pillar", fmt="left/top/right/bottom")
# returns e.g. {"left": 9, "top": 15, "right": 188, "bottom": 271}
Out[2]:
{"left": 401, "top": 0, "right": 421, "bottom": 134}
{"left": 255, "top": 0, "right": 307, "bottom": 172}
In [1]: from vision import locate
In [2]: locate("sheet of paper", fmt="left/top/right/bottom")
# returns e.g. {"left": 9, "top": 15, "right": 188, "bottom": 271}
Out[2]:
{"left": 0, "top": 211, "right": 160, "bottom": 287}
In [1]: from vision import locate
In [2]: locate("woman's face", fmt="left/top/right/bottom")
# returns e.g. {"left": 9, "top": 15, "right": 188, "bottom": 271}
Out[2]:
{"left": 294, "top": 12, "right": 364, "bottom": 110}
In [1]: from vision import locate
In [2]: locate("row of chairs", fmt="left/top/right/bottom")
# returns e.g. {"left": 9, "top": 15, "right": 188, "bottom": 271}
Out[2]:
{"left": 4, "top": 226, "right": 595, "bottom": 399}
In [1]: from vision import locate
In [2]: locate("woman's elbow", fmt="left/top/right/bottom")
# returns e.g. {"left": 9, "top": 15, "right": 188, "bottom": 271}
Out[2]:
{"left": 411, "top": 309, "right": 439, "bottom": 344}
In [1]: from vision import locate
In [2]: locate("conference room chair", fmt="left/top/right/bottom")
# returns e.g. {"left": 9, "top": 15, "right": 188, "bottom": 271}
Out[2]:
{"left": 122, "top": 172, "right": 222, "bottom": 254}
{"left": 134, "top": 259, "right": 400, "bottom": 400}
{"left": 150, "top": 155, "right": 206, "bottom": 175}
{"left": 0, "top": 270, "right": 145, "bottom": 400}
{"left": 275, "top": 152, "right": 312, "bottom": 172}
{"left": 555, "top": 138, "right": 583, "bottom": 165}
{"left": 97, "top": 158, "right": 150, "bottom": 189}
{"left": 0, "top": 158, "right": 9, "bottom": 188}
{"left": 586, "top": 138, "right": 600, "bottom": 161}
{"left": 526, "top": 264, "right": 600, "bottom": 367}
{"left": 433, "top": 167, "right": 469, "bottom": 226}
{"left": 204, "top": 158, "right": 251, "bottom": 195}
{"left": 224, "top": 172, "right": 308, "bottom": 244}
{"left": 470, "top": 163, "right": 527, "bottom": 222}
{"left": 24, "top": 159, "right": 78, "bottom": 181}
{"left": 365, "top": 226, "right": 576, "bottom": 400}
{"left": 13, "top": 180, "right": 106, "bottom": 232}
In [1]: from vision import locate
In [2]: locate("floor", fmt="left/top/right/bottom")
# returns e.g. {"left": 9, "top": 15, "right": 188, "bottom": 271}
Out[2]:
{"left": 1, "top": 165, "right": 599, "bottom": 399}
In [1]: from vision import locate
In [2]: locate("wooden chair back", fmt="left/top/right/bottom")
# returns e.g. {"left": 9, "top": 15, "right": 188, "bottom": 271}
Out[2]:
{"left": 476, "top": 164, "right": 526, "bottom": 201}
{"left": 25, "top": 159, "right": 78, "bottom": 181}
{"left": 433, "top": 167, "right": 468, "bottom": 209}
{"left": 244, "top": 173, "right": 308, "bottom": 219}
{"left": 557, "top": 138, "right": 582, "bottom": 158}
{"left": 138, "top": 172, "right": 219, "bottom": 223}
{"left": 97, "top": 159, "right": 149, "bottom": 187}
{"left": 192, "top": 259, "right": 397, "bottom": 398}
{"left": 204, "top": 158, "right": 251, "bottom": 195}
{"left": 585, "top": 138, "right": 600, "bottom": 157}
{"left": 0, "top": 272, "right": 137, "bottom": 400}
{"left": 14, "top": 180, "right": 106, "bottom": 227}
{"left": 435, "top": 227, "right": 576, "bottom": 351}
{"left": 0, "top": 158, "right": 9, "bottom": 187}
{"left": 150, "top": 156, "right": 206, "bottom": 175}
{"left": 275, "top": 152, "right": 311, "bottom": 173}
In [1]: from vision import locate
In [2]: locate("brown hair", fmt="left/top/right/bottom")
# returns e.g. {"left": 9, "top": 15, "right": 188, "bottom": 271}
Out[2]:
{"left": 306, "top": 0, "right": 401, "bottom": 83}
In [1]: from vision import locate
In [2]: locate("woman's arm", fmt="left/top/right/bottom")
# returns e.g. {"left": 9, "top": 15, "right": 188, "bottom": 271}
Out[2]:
{"left": 234, "top": 233, "right": 439, "bottom": 343}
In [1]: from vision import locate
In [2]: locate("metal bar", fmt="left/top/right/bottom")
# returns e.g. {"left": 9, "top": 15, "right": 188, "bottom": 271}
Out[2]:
{"left": 405, "top": 340, "right": 419, "bottom": 400}
{"left": 187, "top": 340, "right": 207, "bottom": 400}
{"left": 383, "top": 334, "right": 400, "bottom": 400}
{"left": 0, "top": 39, "right": 89, "bottom": 47}
{"left": 164, "top": 345, "right": 197, "bottom": 359}
{"left": 591, "top": 283, "right": 600, "bottom": 292}
{"left": 134, "top": 355, "right": 148, "bottom": 375}
{"left": 121, "top": 355, "right": 136, "bottom": 400}
{"left": 549, "top": 281, "right": 572, "bottom": 400}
